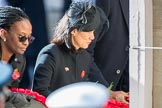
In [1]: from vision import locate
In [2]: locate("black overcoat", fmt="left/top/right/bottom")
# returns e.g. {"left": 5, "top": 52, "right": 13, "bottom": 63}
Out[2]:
{"left": 0, "top": 45, "right": 26, "bottom": 88}
{"left": 33, "top": 43, "right": 92, "bottom": 97}
{"left": 88, "top": 0, "right": 129, "bottom": 91}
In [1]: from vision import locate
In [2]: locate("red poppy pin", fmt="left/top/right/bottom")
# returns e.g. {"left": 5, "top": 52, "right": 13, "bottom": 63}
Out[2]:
{"left": 81, "top": 70, "right": 86, "bottom": 78}
{"left": 12, "top": 68, "right": 20, "bottom": 80}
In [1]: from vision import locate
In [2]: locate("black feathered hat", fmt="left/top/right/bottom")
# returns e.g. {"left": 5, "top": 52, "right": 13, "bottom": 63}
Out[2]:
{"left": 67, "top": 0, "right": 100, "bottom": 32}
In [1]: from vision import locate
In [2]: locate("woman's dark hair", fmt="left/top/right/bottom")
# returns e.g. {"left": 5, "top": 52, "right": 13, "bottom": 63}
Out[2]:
{"left": 51, "top": 13, "right": 69, "bottom": 45}
{"left": 0, "top": 6, "right": 29, "bottom": 31}
{"left": 51, "top": 0, "right": 100, "bottom": 47}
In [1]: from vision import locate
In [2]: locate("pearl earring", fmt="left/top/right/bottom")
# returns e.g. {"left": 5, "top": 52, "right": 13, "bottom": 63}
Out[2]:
{"left": 4, "top": 38, "right": 6, "bottom": 42}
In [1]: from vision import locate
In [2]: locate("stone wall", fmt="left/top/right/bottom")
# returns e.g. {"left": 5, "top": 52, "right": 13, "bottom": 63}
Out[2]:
{"left": 153, "top": 0, "right": 162, "bottom": 107}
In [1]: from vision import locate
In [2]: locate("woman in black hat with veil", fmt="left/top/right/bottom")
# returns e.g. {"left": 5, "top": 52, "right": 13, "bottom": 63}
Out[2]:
{"left": 32, "top": 0, "right": 103, "bottom": 97}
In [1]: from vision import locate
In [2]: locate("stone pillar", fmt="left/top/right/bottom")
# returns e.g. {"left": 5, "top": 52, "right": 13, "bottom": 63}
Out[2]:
{"left": 153, "top": 0, "right": 162, "bottom": 108}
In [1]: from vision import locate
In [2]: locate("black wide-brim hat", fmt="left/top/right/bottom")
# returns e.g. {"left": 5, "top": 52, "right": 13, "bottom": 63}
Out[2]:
{"left": 67, "top": 0, "right": 100, "bottom": 32}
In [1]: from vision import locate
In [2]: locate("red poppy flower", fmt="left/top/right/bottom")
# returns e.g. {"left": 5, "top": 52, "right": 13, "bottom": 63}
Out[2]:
{"left": 103, "top": 98, "right": 129, "bottom": 108}
{"left": 80, "top": 70, "right": 86, "bottom": 78}
{"left": 11, "top": 69, "right": 20, "bottom": 80}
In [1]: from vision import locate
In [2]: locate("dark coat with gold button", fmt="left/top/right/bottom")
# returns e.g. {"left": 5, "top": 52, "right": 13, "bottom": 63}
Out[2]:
{"left": 0, "top": 45, "right": 26, "bottom": 88}
{"left": 33, "top": 43, "right": 91, "bottom": 97}
{"left": 87, "top": 0, "right": 129, "bottom": 91}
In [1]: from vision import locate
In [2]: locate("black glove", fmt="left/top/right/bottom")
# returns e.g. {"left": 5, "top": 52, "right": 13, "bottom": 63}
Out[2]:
{"left": 6, "top": 92, "right": 34, "bottom": 108}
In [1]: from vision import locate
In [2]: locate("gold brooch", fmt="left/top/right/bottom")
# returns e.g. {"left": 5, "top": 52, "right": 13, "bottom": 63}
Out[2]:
{"left": 65, "top": 67, "right": 70, "bottom": 72}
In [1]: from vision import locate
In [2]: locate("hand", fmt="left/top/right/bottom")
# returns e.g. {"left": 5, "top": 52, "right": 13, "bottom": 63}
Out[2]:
{"left": 109, "top": 90, "right": 129, "bottom": 104}
{"left": 6, "top": 92, "right": 34, "bottom": 108}
{"left": 0, "top": 93, "right": 5, "bottom": 108}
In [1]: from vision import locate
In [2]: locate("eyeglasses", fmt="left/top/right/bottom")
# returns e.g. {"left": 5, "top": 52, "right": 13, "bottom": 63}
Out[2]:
{"left": 18, "top": 35, "right": 35, "bottom": 43}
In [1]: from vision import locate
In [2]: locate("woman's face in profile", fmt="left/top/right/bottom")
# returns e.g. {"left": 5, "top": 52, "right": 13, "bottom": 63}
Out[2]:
{"left": 5, "top": 19, "right": 32, "bottom": 54}
{"left": 71, "top": 29, "right": 95, "bottom": 50}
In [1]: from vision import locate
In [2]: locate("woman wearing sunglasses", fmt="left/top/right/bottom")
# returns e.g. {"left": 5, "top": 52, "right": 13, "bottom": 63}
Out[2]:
{"left": 32, "top": 0, "right": 106, "bottom": 98}
{"left": 0, "top": 6, "right": 35, "bottom": 88}
{"left": 0, "top": 6, "right": 38, "bottom": 108}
